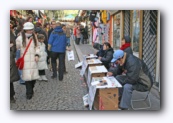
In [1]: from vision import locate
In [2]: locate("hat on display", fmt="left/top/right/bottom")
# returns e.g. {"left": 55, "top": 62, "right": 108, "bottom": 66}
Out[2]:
{"left": 111, "top": 50, "right": 124, "bottom": 63}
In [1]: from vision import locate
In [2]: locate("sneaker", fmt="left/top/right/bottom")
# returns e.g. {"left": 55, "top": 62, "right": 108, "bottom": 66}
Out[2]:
{"left": 41, "top": 75, "right": 48, "bottom": 81}
{"left": 38, "top": 76, "right": 42, "bottom": 81}
{"left": 118, "top": 106, "right": 129, "bottom": 110}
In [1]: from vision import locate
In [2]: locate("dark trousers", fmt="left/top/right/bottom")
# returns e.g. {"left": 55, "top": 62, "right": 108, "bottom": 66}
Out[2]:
{"left": 76, "top": 38, "right": 80, "bottom": 45}
{"left": 10, "top": 83, "right": 15, "bottom": 97}
{"left": 51, "top": 52, "right": 65, "bottom": 80}
{"left": 25, "top": 80, "right": 36, "bottom": 96}
{"left": 39, "top": 70, "right": 45, "bottom": 75}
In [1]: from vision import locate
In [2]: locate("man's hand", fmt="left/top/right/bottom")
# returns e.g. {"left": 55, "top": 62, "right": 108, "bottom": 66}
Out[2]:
{"left": 107, "top": 72, "right": 113, "bottom": 76}
{"left": 10, "top": 43, "right": 14, "bottom": 48}
{"left": 35, "top": 56, "right": 39, "bottom": 62}
{"left": 66, "top": 47, "right": 71, "bottom": 51}
{"left": 98, "top": 57, "right": 102, "bottom": 60}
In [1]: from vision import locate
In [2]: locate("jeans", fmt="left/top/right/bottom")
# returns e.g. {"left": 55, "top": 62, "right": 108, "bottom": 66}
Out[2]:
{"left": 51, "top": 52, "right": 65, "bottom": 80}
{"left": 66, "top": 37, "right": 70, "bottom": 46}
{"left": 116, "top": 75, "right": 133, "bottom": 109}
{"left": 16, "top": 49, "right": 25, "bottom": 84}
{"left": 80, "top": 34, "right": 84, "bottom": 44}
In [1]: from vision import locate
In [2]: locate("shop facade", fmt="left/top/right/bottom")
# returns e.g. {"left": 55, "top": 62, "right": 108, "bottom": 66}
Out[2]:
{"left": 110, "top": 10, "right": 160, "bottom": 90}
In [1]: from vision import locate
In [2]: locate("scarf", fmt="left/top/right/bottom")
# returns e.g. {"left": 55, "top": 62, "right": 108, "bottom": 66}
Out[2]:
{"left": 120, "top": 43, "right": 131, "bottom": 51}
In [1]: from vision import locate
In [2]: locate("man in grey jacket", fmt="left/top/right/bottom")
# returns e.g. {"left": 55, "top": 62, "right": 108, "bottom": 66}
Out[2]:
{"left": 108, "top": 50, "right": 153, "bottom": 110}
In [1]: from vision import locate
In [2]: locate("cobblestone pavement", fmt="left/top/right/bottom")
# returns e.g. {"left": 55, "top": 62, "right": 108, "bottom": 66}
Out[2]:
{"left": 10, "top": 39, "right": 88, "bottom": 110}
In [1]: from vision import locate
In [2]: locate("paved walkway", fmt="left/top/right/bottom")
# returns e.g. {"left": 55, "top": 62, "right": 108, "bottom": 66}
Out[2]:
{"left": 11, "top": 40, "right": 88, "bottom": 110}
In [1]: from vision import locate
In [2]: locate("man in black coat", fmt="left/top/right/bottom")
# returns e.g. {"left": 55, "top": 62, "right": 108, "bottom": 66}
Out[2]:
{"left": 107, "top": 50, "right": 153, "bottom": 110}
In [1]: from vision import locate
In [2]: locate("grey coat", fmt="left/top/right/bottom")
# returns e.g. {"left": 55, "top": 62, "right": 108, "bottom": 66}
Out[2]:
{"left": 124, "top": 47, "right": 133, "bottom": 55}
{"left": 10, "top": 40, "right": 20, "bottom": 83}
{"left": 111, "top": 53, "right": 153, "bottom": 92}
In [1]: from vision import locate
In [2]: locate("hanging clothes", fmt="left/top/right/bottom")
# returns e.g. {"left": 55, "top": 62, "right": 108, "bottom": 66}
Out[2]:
{"left": 107, "top": 12, "right": 110, "bottom": 21}
{"left": 93, "top": 28, "right": 99, "bottom": 43}
{"left": 89, "top": 11, "right": 97, "bottom": 22}
{"left": 101, "top": 10, "right": 107, "bottom": 24}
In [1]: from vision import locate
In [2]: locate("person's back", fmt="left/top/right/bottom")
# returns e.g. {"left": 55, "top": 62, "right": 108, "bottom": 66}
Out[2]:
{"left": 124, "top": 47, "right": 133, "bottom": 54}
{"left": 48, "top": 26, "right": 67, "bottom": 53}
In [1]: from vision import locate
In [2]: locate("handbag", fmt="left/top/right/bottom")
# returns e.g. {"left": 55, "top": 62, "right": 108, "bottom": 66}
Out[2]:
{"left": 16, "top": 39, "right": 32, "bottom": 70}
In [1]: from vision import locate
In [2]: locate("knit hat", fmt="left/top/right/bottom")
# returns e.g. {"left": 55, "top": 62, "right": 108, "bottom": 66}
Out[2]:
{"left": 124, "top": 36, "right": 131, "bottom": 43}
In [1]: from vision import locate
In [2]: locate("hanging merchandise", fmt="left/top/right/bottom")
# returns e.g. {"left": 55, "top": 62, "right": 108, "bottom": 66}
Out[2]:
{"left": 101, "top": 10, "right": 107, "bottom": 24}
{"left": 89, "top": 10, "right": 97, "bottom": 22}
{"left": 74, "top": 15, "right": 79, "bottom": 23}
{"left": 107, "top": 12, "right": 110, "bottom": 21}
{"left": 93, "top": 28, "right": 99, "bottom": 43}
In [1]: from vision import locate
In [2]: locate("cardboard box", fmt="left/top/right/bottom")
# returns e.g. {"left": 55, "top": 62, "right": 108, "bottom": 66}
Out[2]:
{"left": 87, "top": 66, "right": 108, "bottom": 87}
{"left": 94, "top": 88, "right": 119, "bottom": 110}
{"left": 90, "top": 77, "right": 122, "bottom": 110}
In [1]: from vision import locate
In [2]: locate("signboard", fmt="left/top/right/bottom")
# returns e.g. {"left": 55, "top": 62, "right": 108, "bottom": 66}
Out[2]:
{"left": 88, "top": 85, "right": 97, "bottom": 110}
{"left": 80, "top": 56, "right": 88, "bottom": 76}
{"left": 67, "top": 50, "right": 75, "bottom": 61}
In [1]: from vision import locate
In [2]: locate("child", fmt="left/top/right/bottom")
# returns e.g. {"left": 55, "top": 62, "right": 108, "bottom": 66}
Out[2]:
{"left": 37, "top": 34, "right": 48, "bottom": 81}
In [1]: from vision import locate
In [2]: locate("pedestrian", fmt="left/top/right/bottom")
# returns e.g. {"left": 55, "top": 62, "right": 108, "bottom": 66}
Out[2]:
{"left": 47, "top": 20, "right": 57, "bottom": 66}
{"left": 43, "top": 23, "right": 51, "bottom": 37}
{"left": 25, "top": 16, "right": 33, "bottom": 23}
{"left": 10, "top": 39, "right": 20, "bottom": 103}
{"left": 93, "top": 40, "right": 105, "bottom": 57}
{"left": 80, "top": 25, "right": 85, "bottom": 44}
{"left": 48, "top": 22, "right": 67, "bottom": 81}
{"left": 120, "top": 36, "right": 133, "bottom": 54}
{"left": 107, "top": 50, "right": 153, "bottom": 110}
{"left": 37, "top": 34, "right": 48, "bottom": 81}
{"left": 98, "top": 42, "right": 114, "bottom": 70}
{"left": 76, "top": 26, "right": 81, "bottom": 45}
{"left": 16, "top": 22, "right": 40, "bottom": 100}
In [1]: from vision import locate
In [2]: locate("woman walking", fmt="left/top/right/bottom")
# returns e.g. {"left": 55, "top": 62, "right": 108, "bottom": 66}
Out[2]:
{"left": 16, "top": 22, "right": 40, "bottom": 100}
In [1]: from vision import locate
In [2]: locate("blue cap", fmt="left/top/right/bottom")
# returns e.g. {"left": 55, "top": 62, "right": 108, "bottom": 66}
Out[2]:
{"left": 111, "top": 50, "right": 124, "bottom": 63}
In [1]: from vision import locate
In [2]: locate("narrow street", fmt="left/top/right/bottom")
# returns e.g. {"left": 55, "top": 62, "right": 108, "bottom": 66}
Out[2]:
{"left": 11, "top": 39, "right": 88, "bottom": 110}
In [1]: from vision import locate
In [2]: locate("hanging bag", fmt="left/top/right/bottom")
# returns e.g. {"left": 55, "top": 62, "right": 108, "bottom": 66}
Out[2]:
{"left": 16, "top": 39, "right": 32, "bottom": 70}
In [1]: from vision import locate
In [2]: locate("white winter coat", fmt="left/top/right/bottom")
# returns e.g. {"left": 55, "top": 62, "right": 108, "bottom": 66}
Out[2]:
{"left": 37, "top": 42, "right": 48, "bottom": 70}
{"left": 16, "top": 35, "right": 40, "bottom": 81}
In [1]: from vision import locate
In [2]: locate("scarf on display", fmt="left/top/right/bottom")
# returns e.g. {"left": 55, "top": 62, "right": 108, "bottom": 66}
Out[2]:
{"left": 120, "top": 43, "right": 131, "bottom": 51}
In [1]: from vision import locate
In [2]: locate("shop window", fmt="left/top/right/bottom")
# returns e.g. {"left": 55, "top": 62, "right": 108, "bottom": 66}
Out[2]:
{"left": 113, "top": 13, "right": 121, "bottom": 50}
{"left": 132, "top": 10, "right": 140, "bottom": 56}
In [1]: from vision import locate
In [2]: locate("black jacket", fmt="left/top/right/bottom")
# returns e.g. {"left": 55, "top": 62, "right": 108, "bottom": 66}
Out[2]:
{"left": 115, "top": 53, "right": 153, "bottom": 92}
{"left": 48, "top": 28, "right": 53, "bottom": 40}
{"left": 124, "top": 47, "right": 133, "bottom": 55}
{"left": 101, "top": 48, "right": 114, "bottom": 69}
{"left": 89, "top": 11, "right": 97, "bottom": 22}
{"left": 95, "top": 45, "right": 105, "bottom": 57}
{"left": 10, "top": 40, "right": 20, "bottom": 83}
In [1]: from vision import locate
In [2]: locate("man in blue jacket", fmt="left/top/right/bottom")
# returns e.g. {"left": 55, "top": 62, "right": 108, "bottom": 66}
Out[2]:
{"left": 48, "top": 22, "right": 67, "bottom": 81}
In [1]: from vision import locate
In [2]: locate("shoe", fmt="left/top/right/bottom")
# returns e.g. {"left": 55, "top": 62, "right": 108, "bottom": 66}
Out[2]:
{"left": 64, "top": 71, "right": 68, "bottom": 74}
{"left": 51, "top": 75, "right": 57, "bottom": 79}
{"left": 41, "top": 75, "right": 48, "bottom": 81}
{"left": 20, "top": 83, "right": 26, "bottom": 85}
{"left": 38, "top": 76, "right": 42, "bottom": 81}
{"left": 118, "top": 106, "right": 129, "bottom": 110}
{"left": 10, "top": 96, "right": 16, "bottom": 103}
{"left": 26, "top": 95, "right": 32, "bottom": 100}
